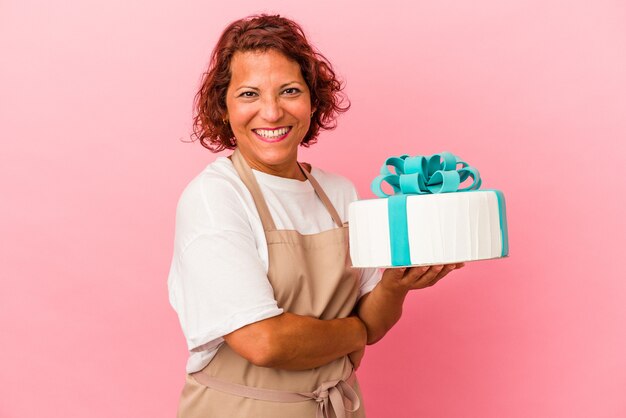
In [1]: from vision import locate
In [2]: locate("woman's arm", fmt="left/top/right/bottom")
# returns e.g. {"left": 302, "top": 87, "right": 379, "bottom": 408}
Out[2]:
{"left": 356, "top": 264, "right": 463, "bottom": 345}
{"left": 223, "top": 312, "right": 367, "bottom": 370}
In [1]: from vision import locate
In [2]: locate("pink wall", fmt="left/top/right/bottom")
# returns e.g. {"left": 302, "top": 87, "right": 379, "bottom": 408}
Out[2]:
{"left": 2, "top": 0, "right": 625, "bottom": 417}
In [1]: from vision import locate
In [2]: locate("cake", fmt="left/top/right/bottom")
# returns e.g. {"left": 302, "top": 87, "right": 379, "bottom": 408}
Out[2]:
{"left": 348, "top": 153, "right": 509, "bottom": 268}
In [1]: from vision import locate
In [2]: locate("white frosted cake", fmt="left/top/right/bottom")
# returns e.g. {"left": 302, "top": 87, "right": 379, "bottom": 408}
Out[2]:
{"left": 349, "top": 190, "right": 508, "bottom": 268}
{"left": 348, "top": 153, "right": 509, "bottom": 268}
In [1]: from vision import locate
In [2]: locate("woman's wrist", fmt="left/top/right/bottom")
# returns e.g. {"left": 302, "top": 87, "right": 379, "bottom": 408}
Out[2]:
{"left": 379, "top": 268, "right": 413, "bottom": 298}
{"left": 378, "top": 279, "right": 410, "bottom": 301}
{"left": 357, "top": 280, "right": 408, "bottom": 345}
{"left": 348, "top": 315, "right": 368, "bottom": 350}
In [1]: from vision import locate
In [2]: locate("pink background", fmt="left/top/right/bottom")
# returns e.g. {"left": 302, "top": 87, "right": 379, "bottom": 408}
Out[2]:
{"left": 2, "top": 0, "right": 625, "bottom": 417}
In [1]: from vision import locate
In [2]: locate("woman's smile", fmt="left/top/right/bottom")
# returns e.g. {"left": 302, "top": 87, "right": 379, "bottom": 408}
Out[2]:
{"left": 252, "top": 126, "right": 292, "bottom": 143}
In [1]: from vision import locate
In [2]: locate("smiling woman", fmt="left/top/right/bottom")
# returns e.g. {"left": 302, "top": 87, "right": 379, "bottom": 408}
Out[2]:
{"left": 167, "top": 14, "right": 461, "bottom": 418}
{"left": 225, "top": 50, "right": 313, "bottom": 179}
{"left": 191, "top": 14, "right": 349, "bottom": 154}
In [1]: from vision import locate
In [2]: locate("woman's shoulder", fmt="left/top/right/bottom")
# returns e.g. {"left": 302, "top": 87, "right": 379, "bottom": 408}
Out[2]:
{"left": 310, "top": 165, "right": 357, "bottom": 191}
{"left": 309, "top": 166, "right": 356, "bottom": 192}
{"left": 304, "top": 166, "right": 359, "bottom": 222}
{"left": 181, "top": 157, "right": 242, "bottom": 197}
{"left": 176, "top": 157, "right": 250, "bottom": 219}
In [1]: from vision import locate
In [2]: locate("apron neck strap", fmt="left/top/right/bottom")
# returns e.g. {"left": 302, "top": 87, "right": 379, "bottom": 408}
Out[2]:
{"left": 231, "top": 149, "right": 344, "bottom": 231}
{"left": 231, "top": 149, "right": 277, "bottom": 231}
{"left": 299, "top": 163, "right": 344, "bottom": 229}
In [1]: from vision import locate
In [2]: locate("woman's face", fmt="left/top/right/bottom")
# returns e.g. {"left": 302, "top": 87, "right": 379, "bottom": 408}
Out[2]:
{"left": 225, "top": 49, "right": 314, "bottom": 179}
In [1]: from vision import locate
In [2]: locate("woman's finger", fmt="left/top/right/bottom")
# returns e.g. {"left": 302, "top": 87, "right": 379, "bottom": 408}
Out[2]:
{"left": 383, "top": 267, "right": 407, "bottom": 282}
{"left": 411, "top": 265, "right": 445, "bottom": 287}
{"left": 400, "top": 266, "right": 429, "bottom": 284}
{"left": 425, "top": 263, "right": 464, "bottom": 287}
{"left": 424, "top": 264, "right": 456, "bottom": 287}
{"left": 434, "top": 264, "right": 457, "bottom": 281}
{"left": 398, "top": 263, "right": 463, "bottom": 289}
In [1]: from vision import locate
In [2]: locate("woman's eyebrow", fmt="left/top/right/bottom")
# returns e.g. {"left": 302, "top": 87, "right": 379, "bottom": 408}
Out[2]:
{"left": 280, "top": 81, "right": 303, "bottom": 88}
{"left": 235, "top": 82, "right": 303, "bottom": 92}
{"left": 235, "top": 85, "right": 260, "bottom": 91}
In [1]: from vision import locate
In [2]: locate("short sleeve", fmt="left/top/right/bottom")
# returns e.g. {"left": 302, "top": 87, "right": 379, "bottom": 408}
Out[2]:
{"left": 358, "top": 267, "right": 383, "bottom": 298}
{"left": 167, "top": 174, "right": 283, "bottom": 352}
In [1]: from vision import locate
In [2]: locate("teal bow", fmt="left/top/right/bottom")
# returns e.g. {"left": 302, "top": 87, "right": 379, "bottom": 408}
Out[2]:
{"left": 371, "top": 152, "right": 481, "bottom": 197}
{"left": 371, "top": 152, "right": 482, "bottom": 266}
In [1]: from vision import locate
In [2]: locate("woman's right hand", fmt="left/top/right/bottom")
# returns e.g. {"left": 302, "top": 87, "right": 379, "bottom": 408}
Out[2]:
{"left": 347, "top": 316, "right": 367, "bottom": 370}
{"left": 348, "top": 347, "right": 365, "bottom": 370}
{"left": 223, "top": 312, "right": 367, "bottom": 371}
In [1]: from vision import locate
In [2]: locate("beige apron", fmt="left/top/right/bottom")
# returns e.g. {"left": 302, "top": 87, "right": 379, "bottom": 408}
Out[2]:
{"left": 177, "top": 149, "right": 366, "bottom": 418}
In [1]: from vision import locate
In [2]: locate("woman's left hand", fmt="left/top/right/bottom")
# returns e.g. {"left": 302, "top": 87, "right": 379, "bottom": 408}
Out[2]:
{"left": 380, "top": 263, "right": 464, "bottom": 295}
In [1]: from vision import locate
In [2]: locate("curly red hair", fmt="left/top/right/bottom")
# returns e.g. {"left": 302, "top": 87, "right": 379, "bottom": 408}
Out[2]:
{"left": 192, "top": 14, "right": 350, "bottom": 152}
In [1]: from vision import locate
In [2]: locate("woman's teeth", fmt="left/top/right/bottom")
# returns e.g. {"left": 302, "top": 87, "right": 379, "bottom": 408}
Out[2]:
{"left": 255, "top": 127, "right": 290, "bottom": 139}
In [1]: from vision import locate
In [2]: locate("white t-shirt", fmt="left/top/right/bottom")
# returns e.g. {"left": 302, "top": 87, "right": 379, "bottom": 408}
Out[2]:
{"left": 167, "top": 156, "right": 382, "bottom": 373}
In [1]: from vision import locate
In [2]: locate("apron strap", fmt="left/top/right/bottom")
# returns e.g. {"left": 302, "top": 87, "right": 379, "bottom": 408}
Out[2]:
{"left": 231, "top": 149, "right": 345, "bottom": 231}
{"left": 299, "top": 163, "right": 344, "bottom": 229}
{"left": 231, "top": 149, "right": 277, "bottom": 232}
{"left": 191, "top": 370, "right": 360, "bottom": 418}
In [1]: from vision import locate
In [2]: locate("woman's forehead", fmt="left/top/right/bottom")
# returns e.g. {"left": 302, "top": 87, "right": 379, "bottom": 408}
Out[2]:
{"left": 229, "top": 50, "right": 304, "bottom": 86}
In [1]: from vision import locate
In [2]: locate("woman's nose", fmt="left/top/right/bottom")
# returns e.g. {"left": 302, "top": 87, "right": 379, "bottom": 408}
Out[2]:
{"left": 259, "top": 97, "right": 283, "bottom": 122}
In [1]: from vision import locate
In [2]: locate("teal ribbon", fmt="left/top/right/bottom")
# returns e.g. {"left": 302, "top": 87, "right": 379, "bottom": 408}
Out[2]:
{"left": 371, "top": 152, "right": 482, "bottom": 266}
{"left": 492, "top": 190, "right": 509, "bottom": 257}
{"left": 371, "top": 152, "right": 481, "bottom": 198}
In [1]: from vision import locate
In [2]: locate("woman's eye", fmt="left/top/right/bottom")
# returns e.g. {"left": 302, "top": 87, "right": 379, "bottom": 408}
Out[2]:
{"left": 239, "top": 91, "right": 257, "bottom": 98}
{"left": 282, "top": 88, "right": 301, "bottom": 95}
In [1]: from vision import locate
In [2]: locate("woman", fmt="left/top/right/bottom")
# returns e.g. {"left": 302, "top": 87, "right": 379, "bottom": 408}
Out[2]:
{"left": 168, "top": 14, "right": 462, "bottom": 418}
